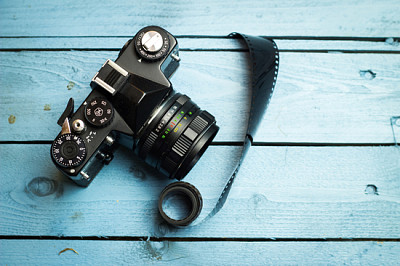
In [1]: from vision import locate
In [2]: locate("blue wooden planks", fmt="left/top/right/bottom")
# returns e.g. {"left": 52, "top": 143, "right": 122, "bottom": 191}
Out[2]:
{"left": 2, "top": 37, "right": 400, "bottom": 52}
{"left": 1, "top": 0, "right": 400, "bottom": 264}
{"left": 1, "top": 240, "right": 400, "bottom": 265}
{"left": 1, "top": 0, "right": 399, "bottom": 37}
{"left": 1, "top": 144, "right": 399, "bottom": 238}
{"left": 1, "top": 50, "right": 399, "bottom": 143}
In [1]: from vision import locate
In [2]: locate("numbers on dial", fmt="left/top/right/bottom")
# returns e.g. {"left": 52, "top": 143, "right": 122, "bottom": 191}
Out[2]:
{"left": 84, "top": 97, "right": 114, "bottom": 127}
{"left": 51, "top": 133, "right": 87, "bottom": 168}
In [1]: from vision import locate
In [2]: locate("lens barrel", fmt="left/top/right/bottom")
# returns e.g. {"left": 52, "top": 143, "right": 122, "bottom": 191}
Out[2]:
{"left": 138, "top": 93, "right": 218, "bottom": 180}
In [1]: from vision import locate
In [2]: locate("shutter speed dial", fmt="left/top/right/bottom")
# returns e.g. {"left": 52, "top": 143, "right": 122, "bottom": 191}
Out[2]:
{"left": 85, "top": 97, "right": 114, "bottom": 127}
{"left": 51, "top": 133, "right": 87, "bottom": 168}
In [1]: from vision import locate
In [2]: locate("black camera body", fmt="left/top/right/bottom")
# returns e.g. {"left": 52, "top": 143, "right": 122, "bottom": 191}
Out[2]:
{"left": 51, "top": 26, "right": 219, "bottom": 187}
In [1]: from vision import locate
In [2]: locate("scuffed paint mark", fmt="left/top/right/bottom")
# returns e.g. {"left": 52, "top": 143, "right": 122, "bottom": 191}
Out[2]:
{"left": 385, "top": 38, "right": 399, "bottom": 46}
{"left": 365, "top": 184, "right": 379, "bottom": 195}
{"left": 129, "top": 166, "right": 146, "bottom": 180}
{"left": 249, "top": 193, "right": 268, "bottom": 220}
{"left": 67, "top": 81, "right": 75, "bottom": 90}
{"left": 359, "top": 70, "right": 376, "bottom": 80}
{"left": 156, "top": 221, "right": 176, "bottom": 237}
{"left": 70, "top": 211, "right": 83, "bottom": 220}
{"left": 8, "top": 115, "right": 16, "bottom": 124}
{"left": 26, "top": 177, "right": 62, "bottom": 197}
{"left": 142, "top": 238, "right": 169, "bottom": 261}
{"left": 390, "top": 116, "right": 400, "bottom": 146}
{"left": 59, "top": 248, "right": 79, "bottom": 255}
{"left": 44, "top": 104, "right": 51, "bottom": 111}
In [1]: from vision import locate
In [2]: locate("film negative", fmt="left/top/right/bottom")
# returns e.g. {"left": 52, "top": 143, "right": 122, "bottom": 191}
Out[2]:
{"left": 158, "top": 33, "right": 279, "bottom": 227}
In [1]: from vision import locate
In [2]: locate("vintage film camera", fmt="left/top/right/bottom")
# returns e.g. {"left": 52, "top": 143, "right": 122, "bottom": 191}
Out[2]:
{"left": 51, "top": 26, "right": 219, "bottom": 187}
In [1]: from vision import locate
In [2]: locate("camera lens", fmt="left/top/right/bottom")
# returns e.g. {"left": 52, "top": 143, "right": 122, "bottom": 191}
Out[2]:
{"left": 138, "top": 93, "right": 219, "bottom": 180}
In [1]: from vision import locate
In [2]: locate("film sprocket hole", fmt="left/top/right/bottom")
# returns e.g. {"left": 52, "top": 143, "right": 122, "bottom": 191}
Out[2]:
{"left": 51, "top": 26, "right": 219, "bottom": 187}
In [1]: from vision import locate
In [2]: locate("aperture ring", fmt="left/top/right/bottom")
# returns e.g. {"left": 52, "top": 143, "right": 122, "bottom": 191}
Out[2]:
{"left": 141, "top": 131, "right": 158, "bottom": 157}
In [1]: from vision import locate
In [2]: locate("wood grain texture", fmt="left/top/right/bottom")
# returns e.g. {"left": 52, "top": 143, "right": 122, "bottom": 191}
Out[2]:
{"left": 1, "top": 50, "right": 399, "bottom": 143}
{"left": 1, "top": 0, "right": 399, "bottom": 37}
{"left": 1, "top": 240, "right": 399, "bottom": 265}
{"left": 1, "top": 37, "right": 400, "bottom": 52}
{"left": 1, "top": 0, "right": 399, "bottom": 264}
{"left": 1, "top": 144, "right": 399, "bottom": 238}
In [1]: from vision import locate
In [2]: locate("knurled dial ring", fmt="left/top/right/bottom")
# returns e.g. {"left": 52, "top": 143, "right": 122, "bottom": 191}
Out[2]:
{"left": 135, "top": 26, "right": 170, "bottom": 61}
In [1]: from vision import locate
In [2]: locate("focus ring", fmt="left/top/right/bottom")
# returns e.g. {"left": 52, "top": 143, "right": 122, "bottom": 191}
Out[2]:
{"left": 160, "top": 111, "right": 214, "bottom": 179}
{"left": 189, "top": 115, "right": 208, "bottom": 134}
{"left": 172, "top": 134, "right": 192, "bottom": 157}
{"left": 141, "top": 131, "right": 158, "bottom": 157}
{"left": 165, "top": 112, "right": 210, "bottom": 164}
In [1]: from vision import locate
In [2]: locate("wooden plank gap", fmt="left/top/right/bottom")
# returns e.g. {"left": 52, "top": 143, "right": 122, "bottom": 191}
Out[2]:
{"left": 1, "top": 235, "right": 400, "bottom": 242}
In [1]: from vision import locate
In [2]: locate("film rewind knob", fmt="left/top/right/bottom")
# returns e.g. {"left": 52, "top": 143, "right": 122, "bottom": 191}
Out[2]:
{"left": 141, "top": 31, "right": 163, "bottom": 53}
{"left": 135, "top": 26, "right": 170, "bottom": 61}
